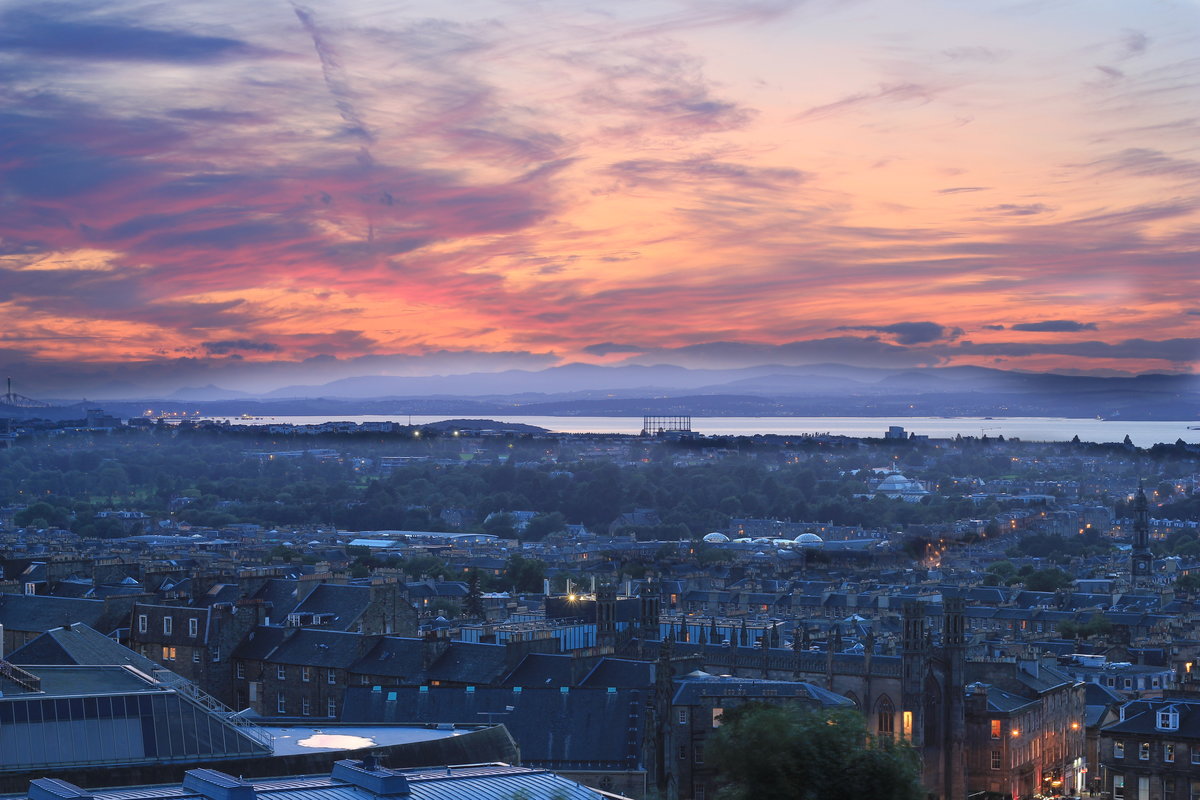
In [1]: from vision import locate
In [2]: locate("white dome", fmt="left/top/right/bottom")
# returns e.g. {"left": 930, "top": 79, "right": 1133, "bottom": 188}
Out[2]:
{"left": 795, "top": 532, "right": 824, "bottom": 544}
{"left": 703, "top": 532, "right": 730, "bottom": 543}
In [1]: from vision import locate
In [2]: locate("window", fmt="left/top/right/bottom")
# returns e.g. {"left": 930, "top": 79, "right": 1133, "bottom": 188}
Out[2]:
{"left": 1192, "top": 747, "right": 1200, "bottom": 764}
{"left": 161, "top": 646, "right": 176, "bottom": 661}
{"left": 1140, "top": 742, "right": 1150, "bottom": 760}
{"left": 695, "top": 787, "right": 705, "bottom": 800}
{"left": 877, "top": 697, "right": 895, "bottom": 737}
{"left": 991, "top": 750, "right": 1001, "bottom": 770}
{"left": 192, "top": 649, "right": 201, "bottom": 663}
{"left": 678, "top": 709, "right": 688, "bottom": 725}
{"left": 301, "top": 698, "right": 311, "bottom": 716}
{"left": 163, "top": 617, "right": 172, "bottom": 635}
{"left": 1113, "top": 776, "right": 1124, "bottom": 800}
{"left": 1115, "top": 741, "right": 1124, "bottom": 758}
{"left": 277, "top": 693, "right": 286, "bottom": 714}
{"left": 302, "top": 666, "right": 311, "bottom": 682}
{"left": 678, "top": 746, "right": 686, "bottom": 760}
{"left": 277, "top": 665, "right": 286, "bottom": 680}
{"left": 212, "top": 646, "right": 220, "bottom": 663}
{"left": 328, "top": 697, "right": 337, "bottom": 717}
{"left": 236, "top": 663, "right": 245, "bottom": 679}
{"left": 694, "top": 743, "right": 704, "bottom": 764}
{"left": 137, "top": 614, "right": 147, "bottom": 634}
{"left": 327, "top": 669, "right": 336, "bottom": 685}
{"left": 188, "top": 618, "right": 198, "bottom": 637}
{"left": 1125, "top": 678, "right": 1134, "bottom": 689}
{"left": 1165, "top": 743, "right": 1175, "bottom": 762}
{"left": 712, "top": 707, "right": 723, "bottom": 728}
{"left": 991, "top": 719, "right": 1002, "bottom": 739}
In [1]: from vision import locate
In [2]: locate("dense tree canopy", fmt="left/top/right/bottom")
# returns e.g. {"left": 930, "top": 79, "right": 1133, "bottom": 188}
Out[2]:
{"left": 711, "top": 704, "right": 923, "bottom": 800}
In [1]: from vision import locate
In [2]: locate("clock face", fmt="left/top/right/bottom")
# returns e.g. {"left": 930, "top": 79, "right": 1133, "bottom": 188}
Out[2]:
{"left": 1135, "top": 561, "right": 1148, "bottom": 573}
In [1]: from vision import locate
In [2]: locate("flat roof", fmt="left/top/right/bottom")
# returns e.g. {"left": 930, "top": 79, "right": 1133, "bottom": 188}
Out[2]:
{"left": 262, "top": 725, "right": 468, "bottom": 756}
{"left": 19, "top": 665, "right": 159, "bottom": 696}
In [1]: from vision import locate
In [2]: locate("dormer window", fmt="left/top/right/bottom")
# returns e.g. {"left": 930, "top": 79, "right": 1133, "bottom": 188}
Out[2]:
{"left": 1157, "top": 708, "right": 1179, "bottom": 731}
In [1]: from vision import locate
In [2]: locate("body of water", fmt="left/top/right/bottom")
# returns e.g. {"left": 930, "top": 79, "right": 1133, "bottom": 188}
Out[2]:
{"left": 199, "top": 414, "right": 1199, "bottom": 448}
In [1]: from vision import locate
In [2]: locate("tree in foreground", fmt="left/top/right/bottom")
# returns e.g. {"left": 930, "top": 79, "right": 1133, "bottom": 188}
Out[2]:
{"left": 711, "top": 704, "right": 923, "bottom": 800}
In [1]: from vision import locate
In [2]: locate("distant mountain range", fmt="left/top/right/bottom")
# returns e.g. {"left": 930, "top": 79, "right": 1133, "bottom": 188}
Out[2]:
{"left": 14, "top": 362, "right": 1191, "bottom": 421}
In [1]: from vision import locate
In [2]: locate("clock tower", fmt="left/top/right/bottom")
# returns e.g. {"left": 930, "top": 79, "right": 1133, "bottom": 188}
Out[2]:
{"left": 1130, "top": 485, "right": 1153, "bottom": 588}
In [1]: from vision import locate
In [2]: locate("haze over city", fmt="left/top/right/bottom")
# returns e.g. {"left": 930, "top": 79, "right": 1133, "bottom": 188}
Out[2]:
{"left": 1, "top": 0, "right": 1198, "bottom": 397}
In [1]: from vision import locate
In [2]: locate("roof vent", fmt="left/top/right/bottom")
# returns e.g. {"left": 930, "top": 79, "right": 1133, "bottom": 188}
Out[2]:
{"left": 331, "top": 759, "right": 411, "bottom": 796}
{"left": 181, "top": 770, "right": 256, "bottom": 800}
{"left": 29, "top": 779, "right": 93, "bottom": 800}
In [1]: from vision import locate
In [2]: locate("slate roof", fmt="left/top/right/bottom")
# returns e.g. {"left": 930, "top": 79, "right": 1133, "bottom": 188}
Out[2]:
{"left": 251, "top": 578, "right": 303, "bottom": 617}
{"left": 578, "top": 658, "right": 655, "bottom": 689}
{"left": 671, "top": 673, "right": 855, "bottom": 707}
{"left": 1103, "top": 698, "right": 1200, "bottom": 738}
{"left": 425, "top": 641, "right": 509, "bottom": 684}
{"left": 341, "top": 685, "right": 646, "bottom": 770}
{"left": 8, "top": 622, "right": 168, "bottom": 676}
{"left": 352, "top": 637, "right": 426, "bottom": 681}
{"left": 234, "top": 627, "right": 366, "bottom": 668}
{"left": 502, "top": 652, "right": 574, "bottom": 687}
{"left": 0, "top": 593, "right": 119, "bottom": 634}
{"left": 291, "top": 583, "right": 373, "bottom": 630}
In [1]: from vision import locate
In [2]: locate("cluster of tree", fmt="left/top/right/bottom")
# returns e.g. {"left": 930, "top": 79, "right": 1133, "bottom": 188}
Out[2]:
{"left": 711, "top": 704, "right": 922, "bottom": 800}
{"left": 1057, "top": 616, "right": 1114, "bottom": 640}
{"left": 983, "top": 560, "right": 1073, "bottom": 591}
{"left": 3, "top": 428, "right": 1197, "bottom": 543}
{"left": 1004, "top": 531, "right": 1113, "bottom": 564}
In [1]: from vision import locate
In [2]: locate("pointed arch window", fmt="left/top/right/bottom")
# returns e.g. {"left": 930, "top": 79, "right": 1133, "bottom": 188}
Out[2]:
{"left": 876, "top": 696, "right": 895, "bottom": 737}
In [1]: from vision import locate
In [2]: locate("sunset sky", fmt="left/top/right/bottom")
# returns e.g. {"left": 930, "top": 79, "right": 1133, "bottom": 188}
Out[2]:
{"left": 2, "top": 0, "right": 1199, "bottom": 395}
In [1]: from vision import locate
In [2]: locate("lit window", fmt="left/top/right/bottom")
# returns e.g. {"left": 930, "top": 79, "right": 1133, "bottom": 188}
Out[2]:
{"left": 712, "top": 707, "right": 723, "bottom": 728}
{"left": 1140, "top": 742, "right": 1150, "bottom": 760}
{"left": 991, "top": 719, "right": 1002, "bottom": 739}
{"left": 1115, "top": 741, "right": 1124, "bottom": 758}
{"left": 903, "top": 710, "right": 913, "bottom": 737}
{"left": 161, "top": 646, "right": 176, "bottom": 661}
{"left": 1165, "top": 743, "right": 1174, "bottom": 762}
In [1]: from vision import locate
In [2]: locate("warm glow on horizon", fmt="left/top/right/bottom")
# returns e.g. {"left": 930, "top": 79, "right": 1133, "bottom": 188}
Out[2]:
{"left": 0, "top": 0, "right": 1197, "bottom": 395}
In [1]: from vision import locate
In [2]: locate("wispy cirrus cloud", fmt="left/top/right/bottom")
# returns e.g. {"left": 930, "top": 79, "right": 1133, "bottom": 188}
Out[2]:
{"left": 0, "top": 0, "right": 1198, "bottom": 393}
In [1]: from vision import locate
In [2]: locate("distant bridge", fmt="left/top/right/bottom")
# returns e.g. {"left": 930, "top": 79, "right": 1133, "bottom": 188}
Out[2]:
{"left": 0, "top": 378, "right": 51, "bottom": 409}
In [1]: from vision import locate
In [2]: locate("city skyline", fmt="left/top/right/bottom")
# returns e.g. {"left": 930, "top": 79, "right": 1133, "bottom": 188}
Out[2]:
{"left": 2, "top": 0, "right": 1199, "bottom": 394}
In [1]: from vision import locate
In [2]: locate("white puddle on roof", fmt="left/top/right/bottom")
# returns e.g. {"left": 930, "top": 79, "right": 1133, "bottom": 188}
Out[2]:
{"left": 295, "top": 733, "right": 376, "bottom": 750}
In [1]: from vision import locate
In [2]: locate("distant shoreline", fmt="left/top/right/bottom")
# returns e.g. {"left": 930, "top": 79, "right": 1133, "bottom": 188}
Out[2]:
{"left": 182, "top": 414, "right": 1200, "bottom": 449}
